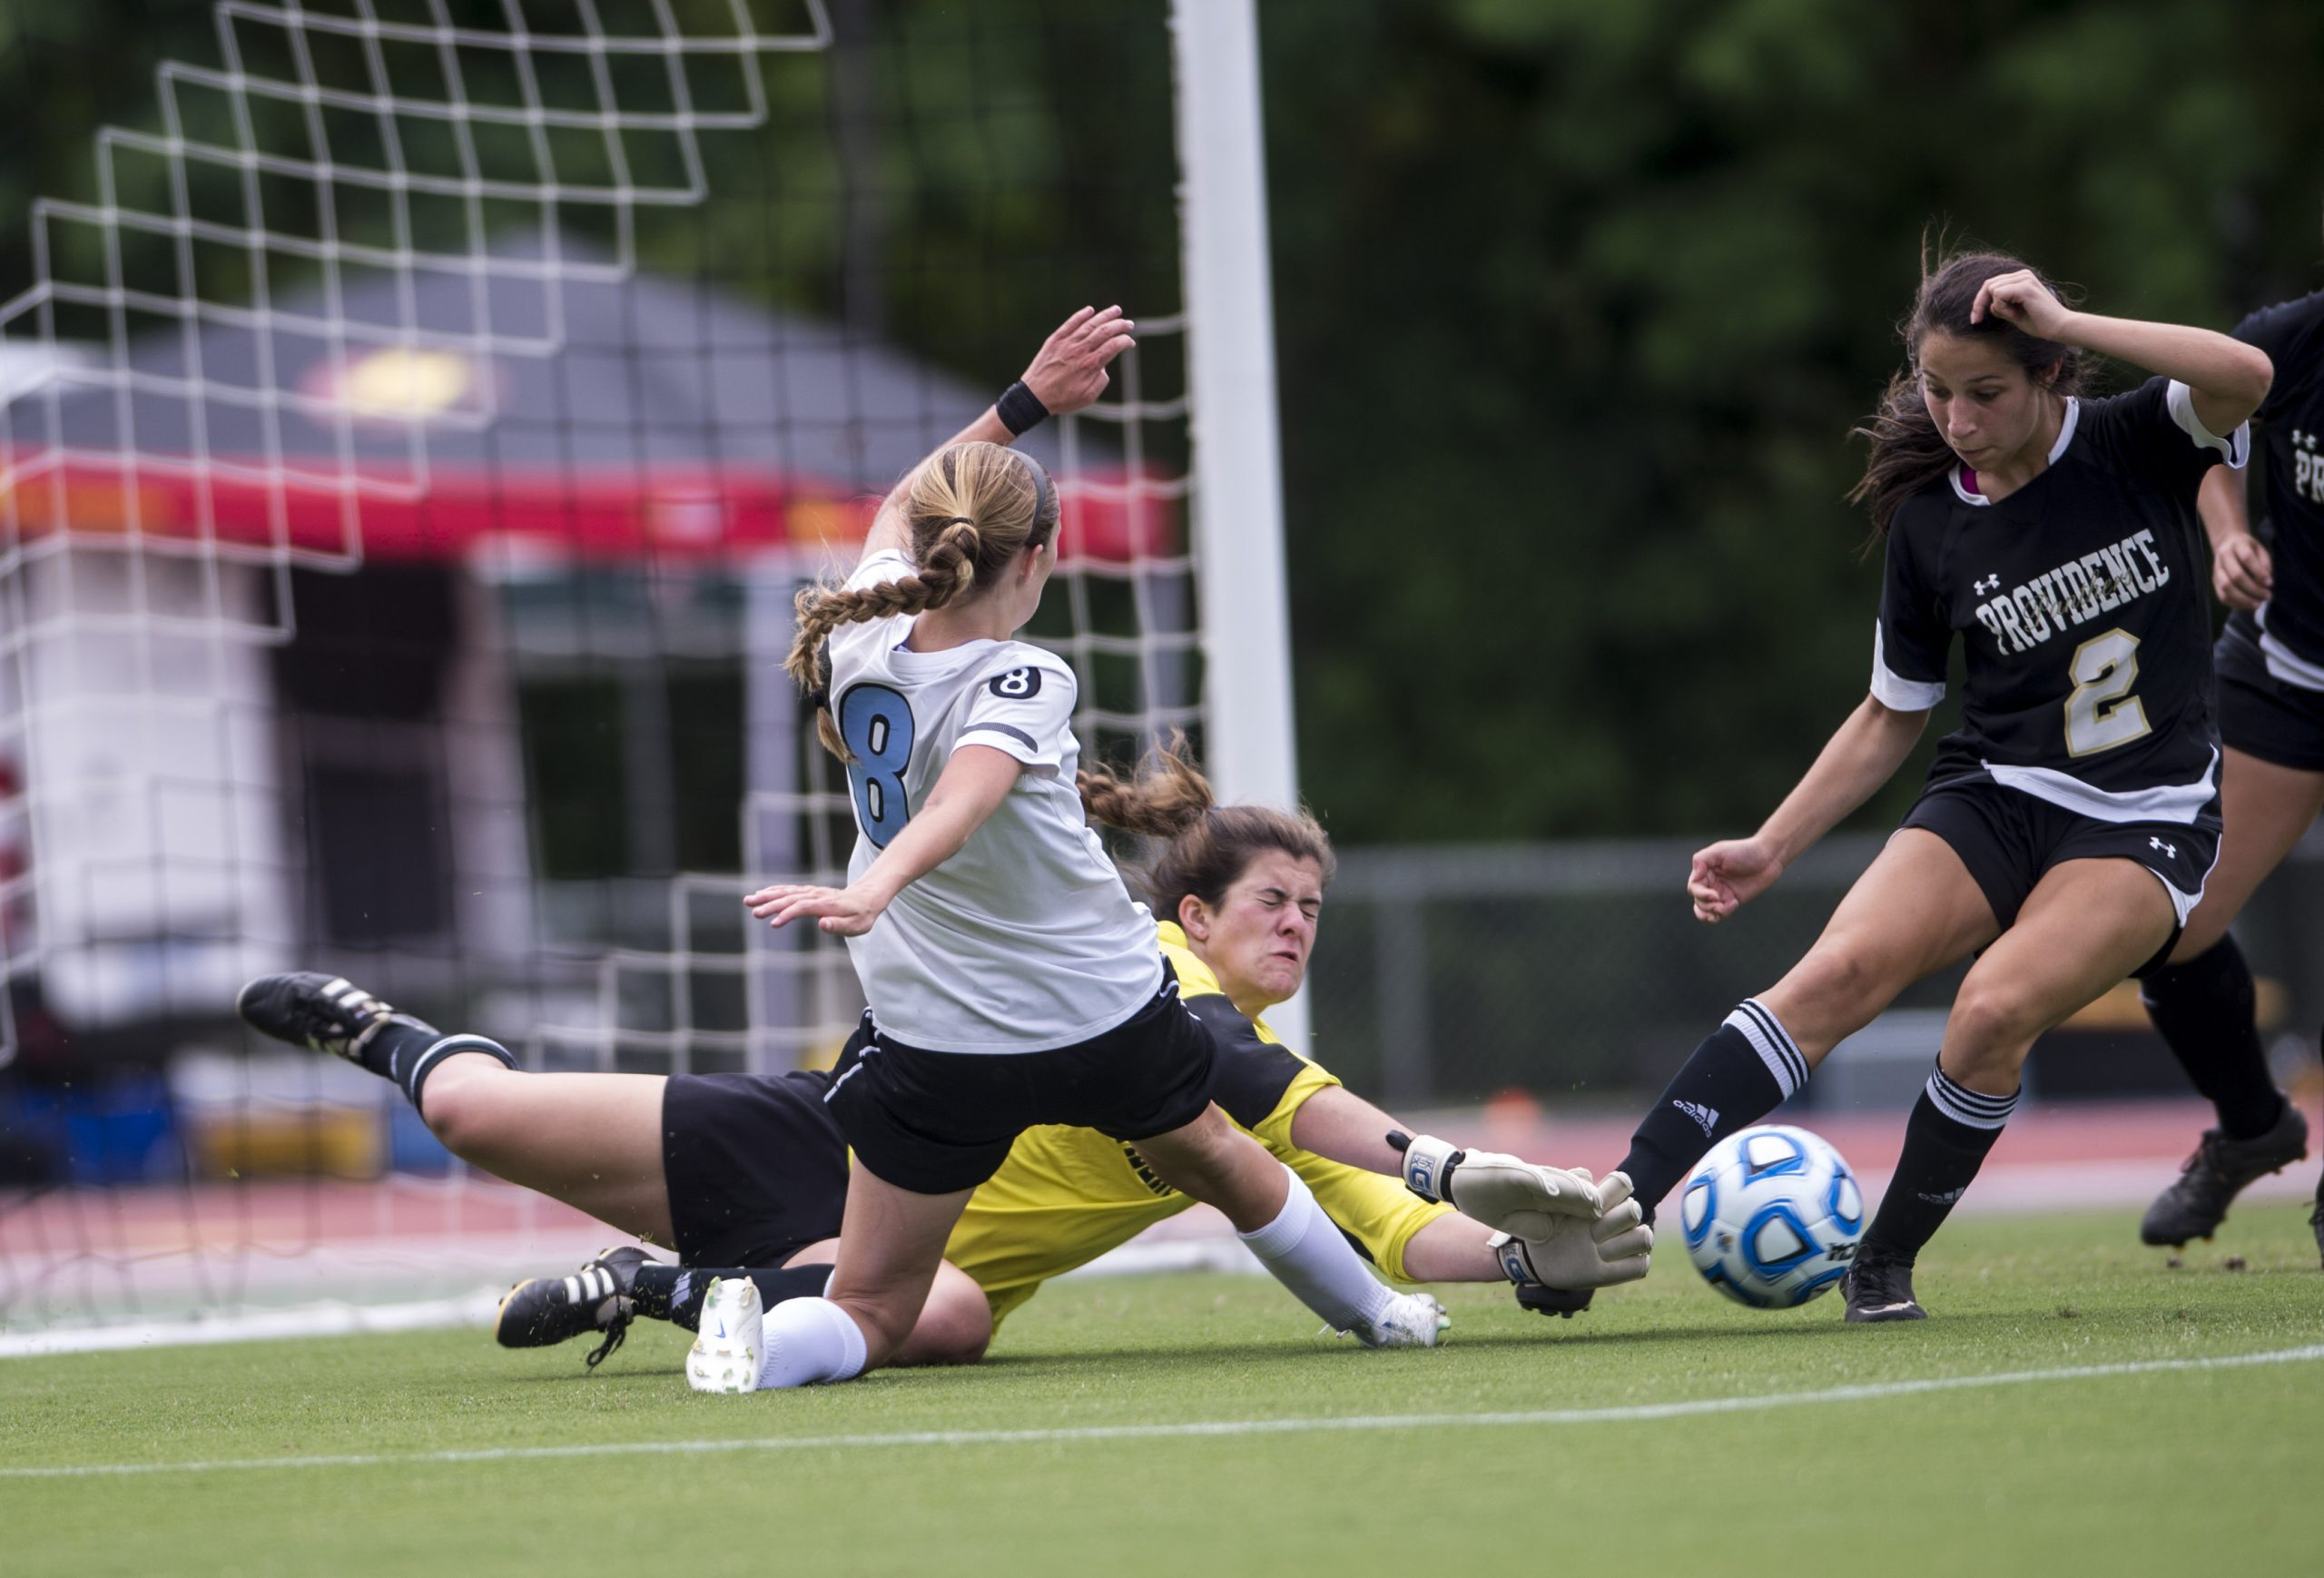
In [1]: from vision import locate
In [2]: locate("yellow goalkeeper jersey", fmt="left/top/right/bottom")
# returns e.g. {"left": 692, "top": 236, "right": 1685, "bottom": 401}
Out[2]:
{"left": 943, "top": 921, "right": 1452, "bottom": 1327}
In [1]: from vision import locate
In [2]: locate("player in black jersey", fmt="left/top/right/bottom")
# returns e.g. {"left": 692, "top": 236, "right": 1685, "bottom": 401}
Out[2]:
{"left": 1604, "top": 248, "right": 2272, "bottom": 1320}
{"left": 2132, "top": 281, "right": 2324, "bottom": 1264}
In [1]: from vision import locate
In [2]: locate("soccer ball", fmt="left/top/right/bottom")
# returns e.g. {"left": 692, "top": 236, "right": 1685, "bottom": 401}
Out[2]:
{"left": 1679, "top": 1124, "right": 1864, "bottom": 1308}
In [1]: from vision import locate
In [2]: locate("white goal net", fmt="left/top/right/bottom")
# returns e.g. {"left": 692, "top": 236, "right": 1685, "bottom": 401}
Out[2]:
{"left": 0, "top": 0, "right": 1275, "bottom": 1343}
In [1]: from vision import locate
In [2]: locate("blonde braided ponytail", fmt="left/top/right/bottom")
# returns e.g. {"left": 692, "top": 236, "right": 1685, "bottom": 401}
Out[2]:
{"left": 788, "top": 441, "right": 1060, "bottom": 762}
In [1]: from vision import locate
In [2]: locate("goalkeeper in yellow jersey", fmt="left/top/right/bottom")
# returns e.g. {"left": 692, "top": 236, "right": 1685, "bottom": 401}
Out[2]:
{"left": 237, "top": 779, "right": 1650, "bottom": 1371}
{"left": 237, "top": 755, "right": 1649, "bottom": 1373}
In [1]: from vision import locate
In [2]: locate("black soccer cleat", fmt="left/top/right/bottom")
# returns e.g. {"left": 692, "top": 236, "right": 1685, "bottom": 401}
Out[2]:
{"left": 494, "top": 1247, "right": 652, "bottom": 1368}
{"left": 2139, "top": 1101, "right": 2309, "bottom": 1248}
{"left": 2309, "top": 1173, "right": 2323, "bottom": 1271}
{"left": 1841, "top": 1258, "right": 1927, "bottom": 1323}
{"left": 235, "top": 971, "right": 429, "bottom": 1062}
{"left": 1513, "top": 1283, "right": 1594, "bottom": 1318}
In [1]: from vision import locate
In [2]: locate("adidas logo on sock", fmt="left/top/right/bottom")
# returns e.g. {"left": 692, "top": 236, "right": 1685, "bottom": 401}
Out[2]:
{"left": 1916, "top": 1188, "right": 1966, "bottom": 1205}
{"left": 1674, "top": 1100, "right": 1719, "bottom": 1136}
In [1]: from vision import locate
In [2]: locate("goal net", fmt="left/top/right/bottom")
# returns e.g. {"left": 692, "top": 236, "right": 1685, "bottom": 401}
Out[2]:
{"left": 0, "top": 0, "right": 1275, "bottom": 1344}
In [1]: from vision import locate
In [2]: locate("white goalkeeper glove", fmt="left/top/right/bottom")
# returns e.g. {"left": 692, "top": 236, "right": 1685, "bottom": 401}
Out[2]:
{"left": 1389, "top": 1130, "right": 1602, "bottom": 1234}
{"left": 1492, "top": 1169, "right": 1654, "bottom": 1298}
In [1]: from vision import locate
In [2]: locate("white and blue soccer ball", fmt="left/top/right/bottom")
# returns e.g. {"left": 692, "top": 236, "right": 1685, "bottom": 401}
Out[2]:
{"left": 1679, "top": 1124, "right": 1864, "bottom": 1308}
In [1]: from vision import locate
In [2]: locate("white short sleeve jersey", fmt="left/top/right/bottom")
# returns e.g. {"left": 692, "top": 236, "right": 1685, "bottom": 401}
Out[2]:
{"left": 822, "top": 549, "right": 1164, "bottom": 1052}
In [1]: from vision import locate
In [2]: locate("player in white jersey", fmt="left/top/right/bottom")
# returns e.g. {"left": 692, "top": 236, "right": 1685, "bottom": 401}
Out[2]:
{"left": 719, "top": 306, "right": 1605, "bottom": 1391}
{"left": 1601, "top": 249, "right": 2271, "bottom": 1322}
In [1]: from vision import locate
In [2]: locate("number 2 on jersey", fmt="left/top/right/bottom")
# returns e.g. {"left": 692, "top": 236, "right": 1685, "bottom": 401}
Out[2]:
{"left": 839, "top": 684, "right": 915, "bottom": 846}
{"left": 2063, "top": 627, "right": 2152, "bottom": 757}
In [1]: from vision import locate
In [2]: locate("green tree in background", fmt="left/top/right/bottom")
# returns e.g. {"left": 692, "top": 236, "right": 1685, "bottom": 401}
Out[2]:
{"left": 1265, "top": 0, "right": 2324, "bottom": 841}
{"left": 6, "top": 0, "right": 2323, "bottom": 845}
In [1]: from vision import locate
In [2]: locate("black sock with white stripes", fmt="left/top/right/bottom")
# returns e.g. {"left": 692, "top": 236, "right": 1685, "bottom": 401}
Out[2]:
{"left": 1860, "top": 1063, "right": 2017, "bottom": 1266}
{"left": 356, "top": 1021, "right": 518, "bottom": 1117}
{"left": 2139, "top": 938, "right": 2288, "bottom": 1140}
{"left": 1619, "top": 999, "right": 1810, "bottom": 1218}
{"left": 633, "top": 1263, "right": 835, "bottom": 1332}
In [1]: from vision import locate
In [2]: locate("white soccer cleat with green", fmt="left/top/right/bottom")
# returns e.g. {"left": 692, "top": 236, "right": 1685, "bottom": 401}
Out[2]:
{"left": 686, "top": 1276, "right": 764, "bottom": 1394}
{"left": 1354, "top": 1290, "right": 1451, "bottom": 1349}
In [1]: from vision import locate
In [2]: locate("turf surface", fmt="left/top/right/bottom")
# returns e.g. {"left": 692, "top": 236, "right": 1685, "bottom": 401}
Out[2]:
{"left": 5, "top": 1208, "right": 2319, "bottom": 1577}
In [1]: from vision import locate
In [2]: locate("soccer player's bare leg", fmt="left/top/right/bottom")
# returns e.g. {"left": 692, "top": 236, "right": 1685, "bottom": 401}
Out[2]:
{"left": 2137, "top": 749, "right": 2319, "bottom": 1243}
{"left": 1138, "top": 1104, "right": 1433, "bottom": 1342}
{"left": 2168, "top": 748, "right": 2324, "bottom": 962}
{"left": 1756, "top": 830, "right": 2002, "bottom": 1060}
{"left": 1854, "top": 855, "right": 2177, "bottom": 1280}
{"left": 753, "top": 1169, "right": 975, "bottom": 1386}
{"left": 1618, "top": 830, "right": 1999, "bottom": 1215}
{"left": 779, "top": 1235, "right": 992, "bottom": 1366}
{"left": 419, "top": 1058, "right": 675, "bottom": 1244}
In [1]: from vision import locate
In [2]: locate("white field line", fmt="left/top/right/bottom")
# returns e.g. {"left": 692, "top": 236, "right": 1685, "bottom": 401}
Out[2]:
{"left": 0, "top": 1242, "right": 1241, "bottom": 1359}
{"left": 0, "top": 1293, "right": 506, "bottom": 1359}
{"left": 5, "top": 1344, "right": 2319, "bottom": 1481}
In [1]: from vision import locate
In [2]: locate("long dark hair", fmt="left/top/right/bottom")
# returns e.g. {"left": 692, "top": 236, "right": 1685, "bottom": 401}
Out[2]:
{"left": 1848, "top": 248, "right": 2086, "bottom": 538}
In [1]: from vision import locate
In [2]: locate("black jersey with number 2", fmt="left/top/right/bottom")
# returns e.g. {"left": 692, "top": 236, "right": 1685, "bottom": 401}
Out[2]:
{"left": 1873, "top": 376, "right": 2248, "bottom": 824}
{"left": 2224, "top": 290, "right": 2324, "bottom": 682}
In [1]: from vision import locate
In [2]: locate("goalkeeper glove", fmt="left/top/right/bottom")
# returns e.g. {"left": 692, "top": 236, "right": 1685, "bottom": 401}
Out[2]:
{"left": 1493, "top": 1169, "right": 1654, "bottom": 1317}
{"left": 1388, "top": 1131, "right": 1601, "bottom": 1234}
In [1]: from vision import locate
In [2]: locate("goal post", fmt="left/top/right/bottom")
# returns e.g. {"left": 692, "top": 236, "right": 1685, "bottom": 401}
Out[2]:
{"left": 1170, "top": 0, "right": 1308, "bottom": 1051}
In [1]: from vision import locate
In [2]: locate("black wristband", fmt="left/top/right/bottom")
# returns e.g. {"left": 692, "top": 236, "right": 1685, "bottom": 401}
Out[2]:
{"left": 995, "top": 380, "right": 1049, "bottom": 437}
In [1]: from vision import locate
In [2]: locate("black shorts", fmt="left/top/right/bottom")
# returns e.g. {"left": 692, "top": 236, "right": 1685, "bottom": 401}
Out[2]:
{"left": 662, "top": 1069, "right": 850, "bottom": 1268}
{"left": 1900, "top": 777, "right": 2220, "bottom": 978}
{"left": 826, "top": 966, "right": 1218, "bottom": 1196}
{"left": 2215, "top": 626, "right": 2324, "bottom": 773}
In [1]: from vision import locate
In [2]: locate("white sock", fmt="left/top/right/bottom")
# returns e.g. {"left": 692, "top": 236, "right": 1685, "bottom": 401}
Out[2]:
{"left": 756, "top": 1296, "right": 869, "bottom": 1389}
{"left": 1236, "top": 1165, "right": 1395, "bottom": 1333}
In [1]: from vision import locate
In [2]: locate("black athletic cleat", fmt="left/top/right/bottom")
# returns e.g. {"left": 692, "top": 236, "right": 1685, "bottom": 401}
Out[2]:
{"left": 2309, "top": 1173, "right": 2323, "bottom": 1271}
{"left": 495, "top": 1247, "right": 651, "bottom": 1368}
{"left": 2139, "top": 1100, "right": 2309, "bottom": 1248}
{"left": 235, "top": 971, "right": 429, "bottom": 1062}
{"left": 1842, "top": 1258, "right": 1927, "bottom": 1323}
{"left": 1513, "top": 1283, "right": 1594, "bottom": 1318}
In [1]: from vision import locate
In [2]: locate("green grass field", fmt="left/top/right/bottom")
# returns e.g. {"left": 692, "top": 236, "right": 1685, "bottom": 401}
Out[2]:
{"left": 5, "top": 1208, "right": 2319, "bottom": 1578}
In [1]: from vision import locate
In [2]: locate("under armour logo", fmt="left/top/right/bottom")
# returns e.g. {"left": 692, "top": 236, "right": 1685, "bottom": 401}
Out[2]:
{"left": 2150, "top": 836, "right": 2176, "bottom": 859}
{"left": 1974, "top": 574, "right": 2002, "bottom": 596}
{"left": 1674, "top": 1100, "right": 1719, "bottom": 1137}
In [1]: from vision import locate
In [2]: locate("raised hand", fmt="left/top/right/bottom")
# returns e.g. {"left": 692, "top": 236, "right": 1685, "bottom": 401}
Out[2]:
{"left": 1689, "top": 835, "right": 1785, "bottom": 924}
{"left": 1969, "top": 269, "right": 2075, "bottom": 341}
{"left": 1020, "top": 304, "right": 1137, "bottom": 417}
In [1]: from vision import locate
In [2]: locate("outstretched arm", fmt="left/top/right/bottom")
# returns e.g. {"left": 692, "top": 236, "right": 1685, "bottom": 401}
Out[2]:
{"left": 861, "top": 305, "right": 1137, "bottom": 561}
{"left": 1689, "top": 695, "right": 1927, "bottom": 923}
{"left": 1282, "top": 1088, "right": 1651, "bottom": 1294}
{"left": 1973, "top": 271, "right": 2272, "bottom": 439}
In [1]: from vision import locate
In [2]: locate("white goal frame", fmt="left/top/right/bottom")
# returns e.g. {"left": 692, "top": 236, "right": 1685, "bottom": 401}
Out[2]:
{"left": 1171, "top": 0, "right": 1307, "bottom": 1051}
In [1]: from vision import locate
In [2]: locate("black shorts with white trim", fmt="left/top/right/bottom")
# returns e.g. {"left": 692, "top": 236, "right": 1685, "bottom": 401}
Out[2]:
{"left": 662, "top": 1067, "right": 851, "bottom": 1268}
{"left": 1899, "top": 777, "right": 2220, "bottom": 978}
{"left": 826, "top": 962, "right": 1220, "bottom": 1196}
{"left": 2214, "top": 623, "right": 2324, "bottom": 773}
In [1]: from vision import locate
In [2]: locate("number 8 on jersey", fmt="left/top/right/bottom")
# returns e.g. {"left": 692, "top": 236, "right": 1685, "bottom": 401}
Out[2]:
{"left": 840, "top": 684, "right": 916, "bottom": 847}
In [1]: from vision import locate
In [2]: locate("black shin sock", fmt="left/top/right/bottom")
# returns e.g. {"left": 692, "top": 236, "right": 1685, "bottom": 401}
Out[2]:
{"left": 1619, "top": 1000, "right": 1809, "bottom": 1216}
{"left": 2139, "top": 939, "right": 2286, "bottom": 1140}
{"left": 1861, "top": 1065, "right": 2015, "bottom": 1266}
{"left": 357, "top": 1022, "right": 517, "bottom": 1116}
{"left": 634, "top": 1263, "right": 836, "bottom": 1332}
